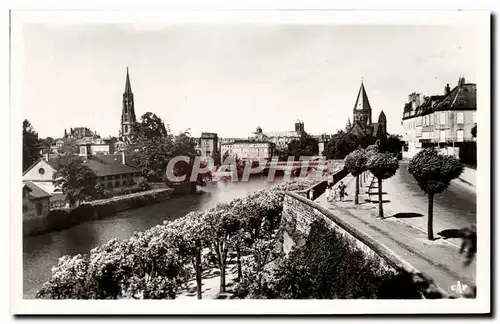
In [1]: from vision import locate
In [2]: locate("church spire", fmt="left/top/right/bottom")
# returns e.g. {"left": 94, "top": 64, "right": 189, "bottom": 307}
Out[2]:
{"left": 121, "top": 67, "right": 136, "bottom": 142}
{"left": 124, "top": 66, "right": 132, "bottom": 94}
{"left": 353, "top": 82, "right": 372, "bottom": 111}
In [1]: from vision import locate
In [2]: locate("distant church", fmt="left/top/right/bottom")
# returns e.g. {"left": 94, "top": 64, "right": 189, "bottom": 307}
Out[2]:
{"left": 345, "top": 81, "right": 387, "bottom": 140}
{"left": 119, "top": 67, "right": 137, "bottom": 143}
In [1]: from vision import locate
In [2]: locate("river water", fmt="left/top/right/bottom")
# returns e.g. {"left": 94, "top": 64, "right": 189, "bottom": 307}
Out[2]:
{"left": 23, "top": 179, "right": 278, "bottom": 298}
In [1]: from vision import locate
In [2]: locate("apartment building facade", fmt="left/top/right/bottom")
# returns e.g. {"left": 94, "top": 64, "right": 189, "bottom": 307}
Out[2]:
{"left": 401, "top": 77, "right": 477, "bottom": 158}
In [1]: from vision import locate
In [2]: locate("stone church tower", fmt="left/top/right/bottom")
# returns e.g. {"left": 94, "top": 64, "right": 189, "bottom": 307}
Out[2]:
{"left": 120, "top": 67, "right": 137, "bottom": 142}
{"left": 346, "top": 81, "right": 387, "bottom": 140}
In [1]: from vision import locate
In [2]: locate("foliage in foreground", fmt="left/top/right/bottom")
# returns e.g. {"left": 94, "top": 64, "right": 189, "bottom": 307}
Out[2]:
{"left": 36, "top": 180, "right": 307, "bottom": 299}
{"left": 408, "top": 148, "right": 464, "bottom": 240}
{"left": 237, "top": 219, "right": 423, "bottom": 299}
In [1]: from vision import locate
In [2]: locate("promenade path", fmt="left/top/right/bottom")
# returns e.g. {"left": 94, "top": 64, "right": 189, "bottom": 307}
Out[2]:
{"left": 316, "top": 173, "right": 476, "bottom": 297}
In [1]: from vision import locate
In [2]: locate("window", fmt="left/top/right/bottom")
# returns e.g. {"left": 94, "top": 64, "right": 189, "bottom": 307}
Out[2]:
{"left": 430, "top": 115, "right": 434, "bottom": 126}
{"left": 439, "top": 113, "right": 446, "bottom": 125}
{"left": 440, "top": 130, "right": 446, "bottom": 142}
{"left": 456, "top": 130, "right": 464, "bottom": 142}
{"left": 115, "top": 181, "right": 120, "bottom": 187}
{"left": 423, "top": 132, "right": 430, "bottom": 139}
{"left": 38, "top": 168, "right": 45, "bottom": 175}
{"left": 108, "top": 182, "right": 113, "bottom": 189}
{"left": 416, "top": 128, "right": 422, "bottom": 138}
{"left": 36, "top": 202, "right": 43, "bottom": 216}
{"left": 456, "top": 112, "right": 464, "bottom": 124}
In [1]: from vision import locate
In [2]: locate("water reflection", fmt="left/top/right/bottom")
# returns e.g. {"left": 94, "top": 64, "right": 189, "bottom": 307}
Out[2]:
{"left": 23, "top": 179, "right": 276, "bottom": 298}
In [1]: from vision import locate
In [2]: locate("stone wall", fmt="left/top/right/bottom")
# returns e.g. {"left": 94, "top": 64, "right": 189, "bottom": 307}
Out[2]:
{"left": 281, "top": 184, "right": 449, "bottom": 299}
{"left": 23, "top": 188, "right": 173, "bottom": 236}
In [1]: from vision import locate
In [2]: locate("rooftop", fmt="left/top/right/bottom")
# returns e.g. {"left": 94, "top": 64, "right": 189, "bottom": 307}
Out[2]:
{"left": 23, "top": 181, "right": 52, "bottom": 199}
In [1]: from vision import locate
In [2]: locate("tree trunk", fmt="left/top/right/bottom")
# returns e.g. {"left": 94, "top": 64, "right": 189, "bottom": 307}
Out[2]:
{"left": 195, "top": 242, "right": 202, "bottom": 299}
{"left": 378, "top": 177, "right": 384, "bottom": 218}
{"left": 220, "top": 262, "right": 226, "bottom": 293}
{"left": 428, "top": 193, "right": 434, "bottom": 240}
{"left": 219, "top": 245, "right": 227, "bottom": 293}
{"left": 355, "top": 175, "right": 359, "bottom": 205}
{"left": 236, "top": 246, "right": 242, "bottom": 281}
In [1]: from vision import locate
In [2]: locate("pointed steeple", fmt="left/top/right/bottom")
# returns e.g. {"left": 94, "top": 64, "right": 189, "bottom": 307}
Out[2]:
{"left": 124, "top": 66, "right": 132, "bottom": 94}
{"left": 121, "top": 67, "right": 136, "bottom": 142}
{"left": 353, "top": 81, "right": 372, "bottom": 111}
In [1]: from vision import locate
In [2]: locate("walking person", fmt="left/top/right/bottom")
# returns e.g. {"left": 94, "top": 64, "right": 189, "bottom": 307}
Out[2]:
{"left": 337, "top": 181, "right": 347, "bottom": 202}
{"left": 326, "top": 174, "right": 334, "bottom": 202}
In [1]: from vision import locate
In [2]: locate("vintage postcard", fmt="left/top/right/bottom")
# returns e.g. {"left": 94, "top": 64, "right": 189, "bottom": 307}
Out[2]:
{"left": 10, "top": 9, "right": 490, "bottom": 315}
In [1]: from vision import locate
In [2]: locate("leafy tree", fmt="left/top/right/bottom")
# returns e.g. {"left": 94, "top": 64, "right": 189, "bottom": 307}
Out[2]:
{"left": 357, "top": 135, "right": 378, "bottom": 149}
{"left": 344, "top": 149, "right": 368, "bottom": 204}
{"left": 53, "top": 155, "right": 99, "bottom": 206}
{"left": 58, "top": 138, "right": 79, "bottom": 155}
{"left": 287, "top": 132, "right": 319, "bottom": 158}
{"left": 408, "top": 148, "right": 464, "bottom": 240}
{"left": 384, "top": 135, "right": 403, "bottom": 158}
{"left": 40, "top": 137, "right": 55, "bottom": 154}
{"left": 133, "top": 112, "right": 169, "bottom": 141}
{"left": 137, "top": 177, "right": 150, "bottom": 191}
{"left": 168, "top": 211, "right": 208, "bottom": 299}
{"left": 366, "top": 152, "right": 399, "bottom": 218}
{"left": 322, "top": 131, "right": 358, "bottom": 160}
{"left": 127, "top": 114, "right": 173, "bottom": 181}
{"left": 204, "top": 204, "right": 241, "bottom": 293}
{"left": 471, "top": 124, "right": 477, "bottom": 138}
{"left": 23, "top": 119, "right": 41, "bottom": 171}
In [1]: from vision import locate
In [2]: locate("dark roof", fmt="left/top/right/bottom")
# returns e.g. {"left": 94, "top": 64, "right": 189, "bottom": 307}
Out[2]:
{"left": 95, "top": 153, "right": 140, "bottom": 169}
{"left": 23, "top": 181, "right": 51, "bottom": 199}
{"left": 403, "top": 82, "right": 476, "bottom": 120}
{"left": 82, "top": 158, "right": 140, "bottom": 177}
{"left": 25, "top": 154, "right": 140, "bottom": 178}
{"left": 22, "top": 157, "right": 60, "bottom": 176}
{"left": 353, "top": 82, "right": 372, "bottom": 111}
{"left": 434, "top": 83, "right": 476, "bottom": 111}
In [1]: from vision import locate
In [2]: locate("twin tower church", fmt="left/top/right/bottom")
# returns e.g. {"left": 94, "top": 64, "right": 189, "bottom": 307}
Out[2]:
{"left": 118, "top": 68, "right": 386, "bottom": 142}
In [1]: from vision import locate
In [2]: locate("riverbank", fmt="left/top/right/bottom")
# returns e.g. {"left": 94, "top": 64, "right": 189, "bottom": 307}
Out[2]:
{"left": 23, "top": 188, "right": 174, "bottom": 237}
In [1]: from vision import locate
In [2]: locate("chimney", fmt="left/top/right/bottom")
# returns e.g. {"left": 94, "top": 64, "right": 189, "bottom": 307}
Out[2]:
{"left": 121, "top": 151, "right": 126, "bottom": 165}
{"left": 45, "top": 153, "right": 49, "bottom": 161}
{"left": 445, "top": 83, "right": 451, "bottom": 96}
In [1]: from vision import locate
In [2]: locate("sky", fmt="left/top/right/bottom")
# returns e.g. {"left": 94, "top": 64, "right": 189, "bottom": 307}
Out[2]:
{"left": 22, "top": 24, "right": 478, "bottom": 139}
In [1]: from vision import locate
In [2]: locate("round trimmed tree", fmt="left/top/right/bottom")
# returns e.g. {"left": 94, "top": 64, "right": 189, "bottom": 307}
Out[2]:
{"left": 408, "top": 148, "right": 464, "bottom": 240}
{"left": 366, "top": 153, "right": 399, "bottom": 218}
{"left": 344, "top": 149, "right": 368, "bottom": 204}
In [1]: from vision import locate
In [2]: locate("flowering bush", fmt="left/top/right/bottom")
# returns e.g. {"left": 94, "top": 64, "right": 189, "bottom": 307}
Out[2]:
{"left": 37, "top": 178, "right": 314, "bottom": 299}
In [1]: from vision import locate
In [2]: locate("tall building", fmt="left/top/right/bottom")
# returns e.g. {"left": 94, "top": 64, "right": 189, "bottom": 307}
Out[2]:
{"left": 199, "top": 132, "right": 220, "bottom": 164}
{"left": 120, "top": 67, "right": 137, "bottom": 142}
{"left": 401, "top": 77, "right": 477, "bottom": 158}
{"left": 221, "top": 140, "right": 275, "bottom": 161}
{"left": 346, "top": 82, "right": 387, "bottom": 140}
{"left": 249, "top": 121, "right": 304, "bottom": 151}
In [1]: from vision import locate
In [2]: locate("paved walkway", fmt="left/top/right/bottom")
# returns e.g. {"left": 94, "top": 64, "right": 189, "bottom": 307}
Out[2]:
{"left": 366, "top": 162, "right": 476, "bottom": 247}
{"left": 316, "top": 173, "right": 476, "bottom": 297}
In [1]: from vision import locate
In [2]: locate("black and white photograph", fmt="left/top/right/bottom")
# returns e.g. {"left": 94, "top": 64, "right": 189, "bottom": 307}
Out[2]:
{"left": 10, "top": 8, "right": 491, "bottom": 315}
